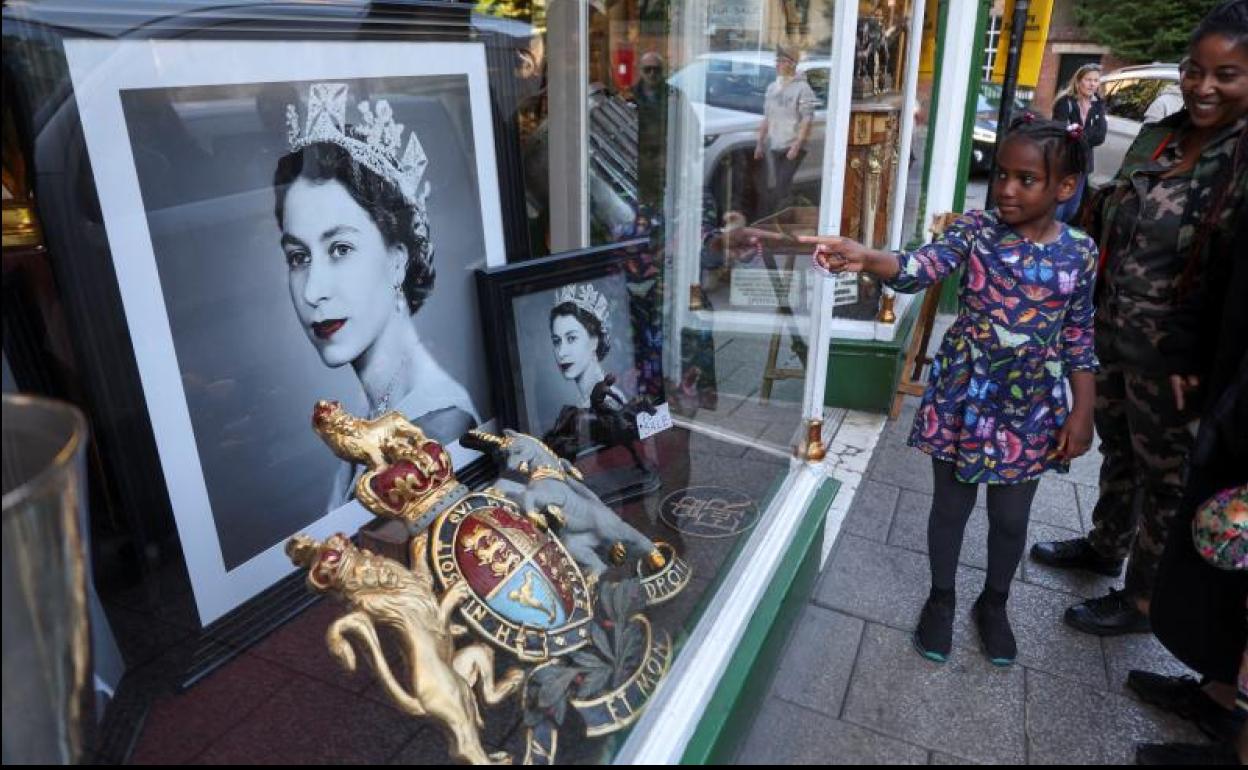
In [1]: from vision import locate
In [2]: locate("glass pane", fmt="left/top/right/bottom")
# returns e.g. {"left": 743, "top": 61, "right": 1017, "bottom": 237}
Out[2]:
{"left": 5, "top": 0, "right": 846, "bottom": 764}
{"left": 827, "top": 0, "right": 920, "bottom": 325}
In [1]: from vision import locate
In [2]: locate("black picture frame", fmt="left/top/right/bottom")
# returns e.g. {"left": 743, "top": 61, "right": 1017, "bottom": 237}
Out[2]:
{"left": 476, "top": 237, "right": 670, "bottom": 448}
{"left": 1, "top": 0, "right": 533, "bottom": 666}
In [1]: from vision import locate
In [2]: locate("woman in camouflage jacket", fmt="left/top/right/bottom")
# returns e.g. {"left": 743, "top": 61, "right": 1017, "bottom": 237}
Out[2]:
{"left": 1030, "top": 0, "right": 1248, "bottom": 638}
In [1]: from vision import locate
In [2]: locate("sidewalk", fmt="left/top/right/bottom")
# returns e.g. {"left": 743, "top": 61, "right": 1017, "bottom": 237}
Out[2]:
{"left": 736, "top": 396, "right": 1206, "bottom": 764}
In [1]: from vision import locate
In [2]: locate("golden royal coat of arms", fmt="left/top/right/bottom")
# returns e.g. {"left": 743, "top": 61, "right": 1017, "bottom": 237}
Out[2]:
{"left": 286, "top": 401, "right": 690, "bottom": 764}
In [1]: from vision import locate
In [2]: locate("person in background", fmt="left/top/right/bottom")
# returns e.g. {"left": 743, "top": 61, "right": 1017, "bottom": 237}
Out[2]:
{"left": 1052, "top": 63, "right": 1106, "bottom": 221}
{"left": 754, "top": 45, "right": 818, "bottom": 218}
{"left": 631, "top": 51, "right": 669, "bottom": 211}
{"left": 1031, "top": 0, "right": 1248, "bottom": 638}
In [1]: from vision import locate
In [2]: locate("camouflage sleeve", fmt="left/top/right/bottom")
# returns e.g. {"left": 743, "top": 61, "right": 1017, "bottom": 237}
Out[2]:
{"left": 1060, "top": 237, "right": 1100, "bottom": 373}
{"left": 884, "top": 211, "right": 979, "bottom": 293}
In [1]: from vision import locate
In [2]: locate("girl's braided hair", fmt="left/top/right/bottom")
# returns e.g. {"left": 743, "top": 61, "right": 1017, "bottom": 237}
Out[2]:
{"left": 1001, "top": 113, "right": 1090, "bottom": 180}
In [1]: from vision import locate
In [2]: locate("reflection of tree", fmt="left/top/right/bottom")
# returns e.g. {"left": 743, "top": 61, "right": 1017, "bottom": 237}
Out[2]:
{"left": 475, "top": 0, "right": 546, "bottom": 27}
{"left": 782, "top": 0, "right": 811, "bottom": 36}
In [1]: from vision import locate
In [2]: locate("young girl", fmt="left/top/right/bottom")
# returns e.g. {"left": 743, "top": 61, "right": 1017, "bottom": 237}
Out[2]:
{"left": 808, "top": 116, "right": 1098, "bottom": 665}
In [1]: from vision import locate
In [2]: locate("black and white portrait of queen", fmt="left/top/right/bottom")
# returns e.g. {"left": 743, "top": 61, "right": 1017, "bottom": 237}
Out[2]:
{"left": 274, "top": 83, "right": 478, "bottom": 507}
{"left": 549, "top": 282, "right": 626, "bottom": 413}
{"left": 67, "top": 34, "right": 504, "bottom": 621}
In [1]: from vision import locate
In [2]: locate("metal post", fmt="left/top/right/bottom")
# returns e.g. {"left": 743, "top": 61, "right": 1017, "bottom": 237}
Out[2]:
{"left": 985, "top": 0, "right": 1028, "bottom": 209}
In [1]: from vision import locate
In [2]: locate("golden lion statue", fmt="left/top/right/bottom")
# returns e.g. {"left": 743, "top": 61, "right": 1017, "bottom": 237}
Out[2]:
{"left": 287, "top": 532, "right": 523, "bottom": 765}
{"left": 312, "top": 399, "right": 438, "bottom": 472}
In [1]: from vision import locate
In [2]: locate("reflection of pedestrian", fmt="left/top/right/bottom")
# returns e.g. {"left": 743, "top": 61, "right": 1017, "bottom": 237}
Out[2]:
{"left": 754, "top": 45, "right": 817, "bottom": 218}
{"left": 274, "top": 83, "right": 479, "bottom": 509}
{"left": 1051, "top": 64, "right": 1106, "bottom": 221}
{"left": 632, "top": 52, "right": 669, "bottom": 210}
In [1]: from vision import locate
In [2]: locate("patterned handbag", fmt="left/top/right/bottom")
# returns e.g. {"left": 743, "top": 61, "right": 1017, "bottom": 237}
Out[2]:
{"left": 1192, "top": 483, "right": 1248, "bottom": 571}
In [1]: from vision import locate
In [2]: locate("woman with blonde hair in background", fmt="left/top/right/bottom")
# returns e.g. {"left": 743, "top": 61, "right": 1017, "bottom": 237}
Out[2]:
{"left": 1051, "top": 63, "right": 1107, "bottom": 221}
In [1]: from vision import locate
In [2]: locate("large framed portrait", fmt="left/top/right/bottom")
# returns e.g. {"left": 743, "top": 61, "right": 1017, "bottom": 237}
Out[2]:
{"left": 63, "top": 36, "right": 507, "bottom": 624}
{"left": 476, "top": 239, "right": 673, "bottom": 468}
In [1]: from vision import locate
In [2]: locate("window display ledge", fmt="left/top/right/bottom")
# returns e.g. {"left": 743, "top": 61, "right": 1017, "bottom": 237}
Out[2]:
{"left": 825, "top": 292, "right": 917, "bottom": 342}
{"left": 824, "top": 294, "right": 922, "bottom": 412}
{"left": 615, "top": 466, "right": 840, "bottom": 764}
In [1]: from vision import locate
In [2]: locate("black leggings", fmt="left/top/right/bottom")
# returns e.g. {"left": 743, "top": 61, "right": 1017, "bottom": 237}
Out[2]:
{"left": 929, "top": 458, "right": 1040, "bottom": 594}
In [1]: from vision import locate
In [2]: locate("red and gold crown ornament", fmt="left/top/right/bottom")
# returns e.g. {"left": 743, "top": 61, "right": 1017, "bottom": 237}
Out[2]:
{"left": 311, "top": 400, "right": 464, "bottom": 528}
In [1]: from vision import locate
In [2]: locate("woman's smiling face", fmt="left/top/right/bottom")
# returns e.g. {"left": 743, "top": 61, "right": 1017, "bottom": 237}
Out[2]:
{"left": 551, "top": 313, "right": 597, "bottom": 381}
{"left": 1181, "top": 33, "right": 1248, "bottom": 130}
{"left": 281, "top": 177, "right": 406, "bottom": 367}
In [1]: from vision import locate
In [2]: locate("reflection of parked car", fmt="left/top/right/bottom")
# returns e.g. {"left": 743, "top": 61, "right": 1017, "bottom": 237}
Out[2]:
{"left": 969, "top": 83, "right": 1032, "bottom": 175}
{"left": 1090, "top": 63, "right": 1180, "bottom": 186}
{"left": 668, "top": 51, "right": 831, "bottom": 214}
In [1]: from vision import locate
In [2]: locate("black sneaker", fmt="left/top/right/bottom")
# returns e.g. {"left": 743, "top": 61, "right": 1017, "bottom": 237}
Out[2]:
{"left": 1127, "top": 670, "right": 1244, "bottom": 741}
{"left": 972, "top": 590, "right": 1016, "bottom": 666}
{"left": 1030, "top": 537, "right": 1123, "bottom": 576}
{"left": 913, "top": 590, "right": 955, "bottom": 663}
{"left": 1063, "top": 589, "right": 1151, "bottom": 636}
{"left": 1135, "top": 740, "right": 1238, "bottom": 765}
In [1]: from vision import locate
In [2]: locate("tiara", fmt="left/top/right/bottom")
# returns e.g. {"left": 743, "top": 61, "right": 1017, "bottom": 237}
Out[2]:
{"left": 553, "top": 283, "right": 611, "bottom": 339}
{"left": 285, "top": 83, "right": 430, "bottom": 212}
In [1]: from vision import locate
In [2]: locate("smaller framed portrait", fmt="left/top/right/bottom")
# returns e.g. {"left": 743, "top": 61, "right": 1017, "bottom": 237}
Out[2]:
{"left": 476, "top": 239, "right": 673, "bottom": 463}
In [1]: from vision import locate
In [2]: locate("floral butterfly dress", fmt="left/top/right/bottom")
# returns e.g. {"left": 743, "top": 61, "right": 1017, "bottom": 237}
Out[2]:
{"left": 887, "top": 210, "right": 1099, "bottom": 484}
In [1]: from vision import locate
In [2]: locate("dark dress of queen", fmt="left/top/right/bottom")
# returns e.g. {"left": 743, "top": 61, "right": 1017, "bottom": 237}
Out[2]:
{"left": 273, "top": 82, "right": 477, "bottom": 509}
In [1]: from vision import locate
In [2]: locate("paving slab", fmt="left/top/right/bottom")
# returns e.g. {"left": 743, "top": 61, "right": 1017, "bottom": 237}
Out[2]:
{"left": 738, "top": 697, "right": 929, "bottom": 765}
{"left": 1025, "top": 667, "right": 1207, "bottom": 765}
{"left": 1076, "top": 483, "right": 1099, "bottom": 534}
{"left": 841, "top": 479, "right": 901, "bottom": 544}
{"left": 1030, "top": 476, "right": 1083, "bottom": 532}
{"left": 867, "top": 443, "right": 934, "bottom": 494}
{"left": 1020, "top": 522, "right": 1121, "bottom": 600}
{"left": 814, "top": 534, "right": 935, "bottom": 631}
{"left": 770, "top": 606, "right": 865, "bottom": 717}
{"left": 841, "top": 623, "right": 1026, "bottom": 765}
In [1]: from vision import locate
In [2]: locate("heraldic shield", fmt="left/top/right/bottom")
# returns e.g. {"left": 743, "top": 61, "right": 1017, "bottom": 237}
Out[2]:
{"left": 431, "top": 492, "right": 594, "bottom": 663}
{"left": 297, "top": 400, "right": 683, "bottom": 764}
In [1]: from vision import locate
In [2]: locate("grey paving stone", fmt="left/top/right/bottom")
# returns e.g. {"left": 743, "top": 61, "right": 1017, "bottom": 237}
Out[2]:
{"left": 738, "top": 697, "right": 929, "bottom": 765}
{"left": 1065, "top": 439, "right": 1103, "bottom": 488}
{"left": 1020, "top": 522, "right": 1120, "bottom": 600}
{"left": 929, "top": 751, "right": 983, "bottom": 764}
{"left": 1025, "top": 668, "right": 1207, "bottom": 765}
{"left": 771, "top": 606, "right": 865, "bottom": 717}
{"left": 954, "top": 579, "right": 1108, "bottom": 690}
{"left": 842, "top": 479, "right": 901, "bottom": 543}
{"left": 1103, "top": 634, "right": 1197, "bottom": 696}
{"left": 1029, "top": 476, "right": 1082, "bottom": 532}
{"left": 841, "top": 623, "right": 1026, "bottom": 764}
{"left": 817, "top": 534, "right": 988, "bottom": 653}
{"left": 1076, "top": 483, "right": 1099, "bottom": 534}
{"left": 815, "top": 534, "right": 933, "bottom": 630}
{"left": 868, "top": 443, "right": 934, "bottom": 494}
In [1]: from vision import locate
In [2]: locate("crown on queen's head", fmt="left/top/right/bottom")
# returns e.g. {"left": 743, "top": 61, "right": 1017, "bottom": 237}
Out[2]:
{"left": 285, "top": 82, "right": 430, "bottom": 211}
{"left": 554, "top": 283, "right": 611, "bottom": 338}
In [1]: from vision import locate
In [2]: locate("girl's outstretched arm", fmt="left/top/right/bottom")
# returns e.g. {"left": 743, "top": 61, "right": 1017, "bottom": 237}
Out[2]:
{"left": 807, "top": 212, "right": 981, "bottom": 294}
{"left": 803, "top": 235, "right": 900, "bottom": 280}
